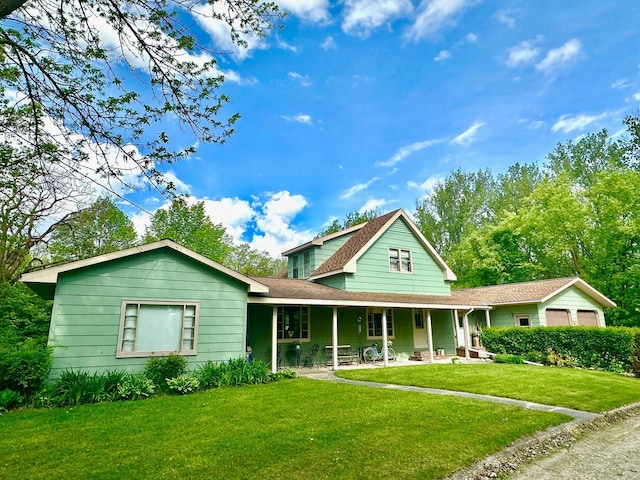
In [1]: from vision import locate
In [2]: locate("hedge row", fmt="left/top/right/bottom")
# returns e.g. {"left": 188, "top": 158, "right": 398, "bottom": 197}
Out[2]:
{"left": 482, "top": 326, "right": 640, "bottom": 374}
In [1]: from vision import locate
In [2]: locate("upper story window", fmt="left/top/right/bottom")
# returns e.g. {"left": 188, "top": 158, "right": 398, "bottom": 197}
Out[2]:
{"left": 389, "top": 248, "right": 412, "bottom": 273}
{"left": 291, "top": 251, "right": 311, "bottom": 279}
{"left": 117, "top": 301, "right": 199, "bottom": 358}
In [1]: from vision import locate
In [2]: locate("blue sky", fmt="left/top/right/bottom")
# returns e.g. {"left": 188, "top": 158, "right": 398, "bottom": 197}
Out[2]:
{"left": 120, "top": 0, "right": 640, "bottom": 257}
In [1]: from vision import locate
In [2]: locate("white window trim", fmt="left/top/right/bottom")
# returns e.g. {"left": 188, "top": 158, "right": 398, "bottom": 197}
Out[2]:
{"left": 366, "top": 308, "right": 395, "bottom": 340}
{"left": 276, "top": 305, "right": 311, "bottom": 343}
{"left": 116, "top": 300, "right": 200, "bottom": 358}
{"left": 388, "top": 248, "right": 413, "bottom": 273}
{"left": 515, "top": 314, "right": 531, "bottom": 328}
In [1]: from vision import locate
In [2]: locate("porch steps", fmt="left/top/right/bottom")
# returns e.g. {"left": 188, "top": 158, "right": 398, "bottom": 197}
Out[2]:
{"left": 409, "top": 350, "right": 448, "bottom": 361}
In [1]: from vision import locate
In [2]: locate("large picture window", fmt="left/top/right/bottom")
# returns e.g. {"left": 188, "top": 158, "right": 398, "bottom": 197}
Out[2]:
{"left": 277, "top": 306, "right": 310, "bottom": 341}
{"left": 367, "top": 308, "right": 394, "bottom": 339}
{"left": 117, "top": 301, "right": 199, "bottom": 357}
{"left": 389, "top": 248, "right": 412, "bottom": 273}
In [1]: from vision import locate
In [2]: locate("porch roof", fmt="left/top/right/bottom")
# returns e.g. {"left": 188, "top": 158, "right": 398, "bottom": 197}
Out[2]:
{"left": 248, "top": 277, "right": 488, "bottom": 310}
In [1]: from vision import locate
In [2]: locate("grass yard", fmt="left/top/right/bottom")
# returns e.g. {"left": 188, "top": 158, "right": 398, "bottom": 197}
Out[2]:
{"left": 336, "top": 363, "right": 640, "bottom": 412}
{"left": 0, "top": 378, "right": 568, "bottom": 480}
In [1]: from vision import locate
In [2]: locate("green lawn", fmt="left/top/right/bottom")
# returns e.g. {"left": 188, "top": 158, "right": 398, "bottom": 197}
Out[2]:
{"left": 0, "top": 378, "right": 568, "bottom": 480}
{"left": 336, "top": 363, "right": 640, "bottom": 412}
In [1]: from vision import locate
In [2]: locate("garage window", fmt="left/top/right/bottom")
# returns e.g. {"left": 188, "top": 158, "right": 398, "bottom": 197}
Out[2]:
{"left": 545, "top": 309, "right": 571, "bottom": 326}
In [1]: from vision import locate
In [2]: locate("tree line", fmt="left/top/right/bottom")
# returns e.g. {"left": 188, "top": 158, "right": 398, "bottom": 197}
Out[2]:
{"left": 414, "top": 115, "right": 640, "bottom": 326}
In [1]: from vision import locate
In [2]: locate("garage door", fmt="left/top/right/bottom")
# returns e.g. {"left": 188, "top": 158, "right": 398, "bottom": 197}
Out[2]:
{"left": 577, "top": 310, "right": 598, "bottom": 326}
{"left": 545, "top": 309, "right": 571, "bottom": 326}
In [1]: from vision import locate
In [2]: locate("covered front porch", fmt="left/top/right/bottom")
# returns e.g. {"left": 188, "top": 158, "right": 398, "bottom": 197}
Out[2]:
{"left": 247, "top": 301, "right": 492, "bottom": 373}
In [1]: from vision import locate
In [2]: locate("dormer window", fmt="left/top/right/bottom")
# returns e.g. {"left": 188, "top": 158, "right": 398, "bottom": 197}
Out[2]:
{"left": 389, "top": 248, "right": 412, "bottom": 273}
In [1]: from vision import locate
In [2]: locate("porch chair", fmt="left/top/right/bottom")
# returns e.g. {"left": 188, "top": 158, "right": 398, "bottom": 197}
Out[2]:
{"left": 304, "top": 343, "right": 319, "bottom": 368}
{"left": 276, "top": 344, "right": 283, "bottom": 369}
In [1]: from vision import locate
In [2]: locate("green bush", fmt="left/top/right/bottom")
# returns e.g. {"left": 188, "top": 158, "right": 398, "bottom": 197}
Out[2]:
{"left": 50, "top": 369, "right": 129, "bottom": 406}
{"left": 144, "top": 354, "right": 187, "bottom": 391}
{"left": 0, "top": 389, "right": 24, "bottom": 412}
{"left": 494, "top": 354, "right": 524, "bottom": 364}
{"left": 117, "top": 374, "right": 155, "bottom": 401}
{"left": 0, "top": 331, "right": 52, "bottom": 396}
{"left": 482, "top": 326, "right": 639, "bottom": 373}
{"left": 167, "top": 373, "right": 200, "bottom": 394}
{"left": 195, "top": 358, "right": 291, "bottom": 389}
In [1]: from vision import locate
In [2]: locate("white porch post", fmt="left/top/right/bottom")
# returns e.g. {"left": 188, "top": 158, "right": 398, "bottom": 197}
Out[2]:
{"left": 451, "top": 309, "right": 458, "bottom": 349}
{"left": 271, "top": 306, "right": 278, "bottom": 373}
{"left": 462, "top": 312, "right": 470, "bottom": 360}
{"left": 332, "top": 307, "right": 338, "bottom": 371}
{"left": 382, "top": 309, "right": 389, "bottom": 367}
{"left": 485, "top": 309, "right": 491, "bottom": 328}
{"left": 426, "top": 309, "right": 434, "bottom": 363}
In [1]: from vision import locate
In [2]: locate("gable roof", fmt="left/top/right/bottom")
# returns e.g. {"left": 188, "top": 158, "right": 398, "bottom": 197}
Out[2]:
{"left": 20, "top": 240, "right": 270, "bottom": 296}
{"left": 282, "top": 222, "right": 367, "bottom": 257}
{"left": 455, "top": 277, "right": 616, "bottom": 308}
{"left": 308, "top": 209, "right": 457, "bottom": 282}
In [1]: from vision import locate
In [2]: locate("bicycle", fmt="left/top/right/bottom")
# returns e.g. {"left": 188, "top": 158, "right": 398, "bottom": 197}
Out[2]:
{"left": 362, "top": 342, "right": 396, "bottom": 364}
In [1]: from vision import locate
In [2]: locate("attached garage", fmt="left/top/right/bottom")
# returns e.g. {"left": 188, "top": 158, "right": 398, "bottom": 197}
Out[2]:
{"left": 545, "top": 308, "right": 571, "bottom": 326}
{"left": 577, "top": 310, "right": 599, "bottom": 326}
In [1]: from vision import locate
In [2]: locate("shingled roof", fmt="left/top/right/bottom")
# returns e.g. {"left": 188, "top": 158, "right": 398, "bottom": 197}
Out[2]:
{"left": 455, "top": 277, "right": 616, "bottom": 307}
{"left": 308, "top": 209, "right": 456, "bottom": 281}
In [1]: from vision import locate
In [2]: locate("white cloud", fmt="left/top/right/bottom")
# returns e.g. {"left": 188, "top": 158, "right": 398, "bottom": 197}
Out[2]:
{"left": 407, "top": 174, "right": 444, "bottom": 193}
{"left": 451, "top": 121, "right": 485, "bottom": 145}
{"left": 612, "top": 78, "right": 631, "bottom": 89}
{"left": 536, "top": 39, "right": 582, "bottom": 73}
{"left": 551, "top": 112, "right": 608, "bottom": 133}
{"left": 321, "top": 36, "right": 337, "bottom": 50}
{"left": 162, "top": 171, "right": 192, "bottom": 195}
{"left": 465, "top": 32, "right": 477, "bottom": 43}
{"left": 406, "top": 0, "right": 479, "bottom": 42}
{"left": 131, "top": 191, "right": 311, "bottom": 257}
{"left": 495, "top": 9, "right": 515, "bottom": 28}
{"left": 342, "top": 0, "right": 413, "bottom": 37}
{"left": 275, "top": 0, "right": 331, "bottom": 23}
{"left": 280, "top": 114, "right": 313, "bottom": 124}
{"left": 434, "top": 50, "right": 451, "bottom": 61}
{"left": 377, "top": 138, "right": 443, "bottom": 167}
{"left": 632, "top": 92, "right": 640, "bottom": 101}
{"left": 251, "top": 191, "right": 313, "bottom": 255}
{"left": 288, "top": 71, "right": 312, "bottom": 87}
{"left": 359, "top": 198, "right": 387, "bottom": 212}
{"left": 341, "top": 177, "right": 379, "bottom": 199}
{"left": 506, "top": 40, "right": 540, "bottom": 67}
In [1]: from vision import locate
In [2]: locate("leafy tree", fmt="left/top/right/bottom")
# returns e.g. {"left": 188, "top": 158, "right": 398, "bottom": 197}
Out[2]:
{"left": 317, "top": 209, "right": 380, "bottom": 237}
{"left": 0, "top": 1, "right": 282, "bottom": 195}
{"left": 414, "top": 169, "right": 495, "bottom": 257}
{"left": 0, "top": 143, "right": 90, "bottom": 283}
{"left": 226, "top": 243, "right": 286, "bottom": 277}
{"left": 0, "top": 281, "right": 51, "bottom": 342}
{"left": 546, "top": 130, "right": 627, "bottom": 188}
{"left": 144, "top": 198, "right": 232, "bottom": 263}
{"left": 48, "top": 197, "right": 138, "bottom": 263}
{"left": 490, "top": 163, "right": 542, "bottom": 216}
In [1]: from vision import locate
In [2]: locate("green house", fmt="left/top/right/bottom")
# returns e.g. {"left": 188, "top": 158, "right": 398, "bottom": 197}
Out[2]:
{"left": 21, "top": 209, "right": 616, "bottom": 376}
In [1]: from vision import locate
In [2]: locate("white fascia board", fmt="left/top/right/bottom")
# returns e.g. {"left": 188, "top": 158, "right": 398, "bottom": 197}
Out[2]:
{"left": 248, "top": 296, "right": 490, "bottom": 310}
{"left": 540, "top": 278, "right": 617, "bottom": 308}
{"left": 281, "top": 223, "right": 367, "bottom": 257}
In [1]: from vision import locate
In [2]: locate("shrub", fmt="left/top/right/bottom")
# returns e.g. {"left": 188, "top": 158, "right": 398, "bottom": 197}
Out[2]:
{"left": 546, "top": 349, "right": 577, "bottom": 368}
{"left": 0, "top": 389, "right": 24, "bottom": 412}
{"left": 494, "top": 354, "right": 524, "bottom": 364}
{"left": 482, "top": 326, "right": 639, "bottom": 373}
{"left": 48, "top": 369, "right": 129, "bottom": 407}
{"left": 167, "top": 373, "right": 200, "bottom": 394}
{"left": 0, "top": 331, "right": 52, "bottom": 396}
{"left": 144, "top": 354, "right": 187, "bottom": 391}
{"left": 196, "top": 358, "right": 288, "bottom": 389}
{"left": 118, "top": 374, "right": 155, "bottom": 401}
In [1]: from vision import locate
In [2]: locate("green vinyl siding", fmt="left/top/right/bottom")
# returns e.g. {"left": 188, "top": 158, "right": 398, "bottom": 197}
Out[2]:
{"left": 489, "top": 305, "right": 541, "bottom": 327}
{"left": 322, "top": 218, "right": 451, "bottom": 295}
{"left": 430, "top": 310, "right": 456, "bottom": 355}
{"left": 47, "top": 249, "right": 248, "bottom": 376}
{"left": 540, "top": 287, "right": 606, "bottom": 326}
{"left": 313, "top": 233, "right": 354, "bottom": 268}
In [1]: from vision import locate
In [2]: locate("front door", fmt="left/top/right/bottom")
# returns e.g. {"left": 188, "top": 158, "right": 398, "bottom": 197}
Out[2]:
{"left": 412, "top": 309, "right": 428, "bottom": 349}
